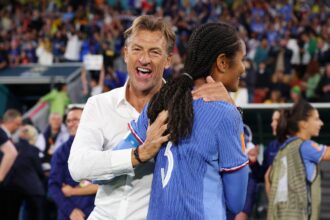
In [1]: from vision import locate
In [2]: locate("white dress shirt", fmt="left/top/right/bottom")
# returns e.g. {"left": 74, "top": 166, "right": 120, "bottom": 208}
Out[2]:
{"left": 68, "top": 84, "right": 154, "bottom": 220}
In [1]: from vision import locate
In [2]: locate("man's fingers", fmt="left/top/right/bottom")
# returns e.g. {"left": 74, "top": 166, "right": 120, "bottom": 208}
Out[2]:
{"left": 159, "top": 134, "right": 170, "bottom": 143}
{"left": 206, "top": 76, "right": 215, "bottom": 83}
{"left": 160, "top": 124, "right": 168, "bottom": 133}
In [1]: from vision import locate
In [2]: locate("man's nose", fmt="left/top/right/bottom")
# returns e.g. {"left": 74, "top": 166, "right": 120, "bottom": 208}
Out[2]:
{"left": 138, "top": 52, "right": 151, "bottom": 64}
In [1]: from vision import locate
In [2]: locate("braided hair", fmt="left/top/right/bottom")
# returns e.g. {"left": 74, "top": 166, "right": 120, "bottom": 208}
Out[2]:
{"left": 148, "top": 22, "right": 242, "bottom": 144}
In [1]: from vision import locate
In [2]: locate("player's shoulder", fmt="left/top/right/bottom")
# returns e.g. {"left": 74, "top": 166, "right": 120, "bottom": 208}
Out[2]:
{"left": 301, "top": 140, "right": 324, "bottom": 152}
{"left": 193, "top": 99, "right": 238, "bottom": 117}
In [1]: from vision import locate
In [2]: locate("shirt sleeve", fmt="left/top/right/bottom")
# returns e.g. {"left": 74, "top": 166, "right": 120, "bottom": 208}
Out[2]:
{"left": 300, "top": 140, "right": 326, "bottom": 182}
{"left": 216, "top": 105, "right": 249, "bottom": 172}
{"left": 68, "top": 97, "right": 134, "bottom": 182}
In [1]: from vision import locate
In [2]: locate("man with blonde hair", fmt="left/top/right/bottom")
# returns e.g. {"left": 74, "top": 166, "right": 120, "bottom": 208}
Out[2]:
{"left": 69, "top": 15, "right": 231, "bottom": 219}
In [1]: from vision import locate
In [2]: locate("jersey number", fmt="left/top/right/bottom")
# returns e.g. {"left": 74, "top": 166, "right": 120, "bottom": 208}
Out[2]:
{"left": 161, "top": 142, "right": 174, "bottom": 188}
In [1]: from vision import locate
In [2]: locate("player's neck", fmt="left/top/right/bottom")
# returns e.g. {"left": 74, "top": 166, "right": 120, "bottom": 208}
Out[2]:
{"left": 295, "top": 131, "right": 311, "bottom": 141}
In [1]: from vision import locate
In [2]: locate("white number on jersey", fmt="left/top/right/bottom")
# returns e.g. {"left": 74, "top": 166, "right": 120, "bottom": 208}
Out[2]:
{"left": 161, "top": 142, "right": 174, "bottom": 188}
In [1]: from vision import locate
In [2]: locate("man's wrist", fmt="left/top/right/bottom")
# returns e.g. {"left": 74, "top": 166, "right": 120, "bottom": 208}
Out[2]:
{"left": 133, "top": 147, "right": 147, "bottom": 164}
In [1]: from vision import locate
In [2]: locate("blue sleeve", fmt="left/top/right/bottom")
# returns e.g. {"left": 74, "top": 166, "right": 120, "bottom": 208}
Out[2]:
{"left": 222, "top": 165, "right": 249, "bottom": 213}
{"left": 217, "top": 105, "right": 249, "bottom": 172}
{"left": 48, "top": 148, "right": 75, "bottom": 217}
{"left": 300, "top": 140, "right": 326, "bottom": 163}
{"left": 113, "top": 105, "right": 149, "bottom": 151}
{"left": 300, "top": 140, "right": 326, "bottom": 182}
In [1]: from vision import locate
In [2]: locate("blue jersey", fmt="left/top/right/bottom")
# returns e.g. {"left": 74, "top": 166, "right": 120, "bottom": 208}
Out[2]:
{"left": 281, "top": 137, "right": 326, "bottom": 182}
{"left": 130, "top": 100, "right": 248, "bottom": 220}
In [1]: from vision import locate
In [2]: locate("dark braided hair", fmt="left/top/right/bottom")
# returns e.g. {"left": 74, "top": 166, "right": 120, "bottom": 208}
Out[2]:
{"left": 148, "top": 22, "right": 242, "bottom": 144}
{"left": 276, "top": 99, "right": 315, "bottom": 143}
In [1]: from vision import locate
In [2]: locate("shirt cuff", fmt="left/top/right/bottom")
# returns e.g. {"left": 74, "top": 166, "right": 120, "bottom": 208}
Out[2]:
{"left": 110, "top": 148, "right": 134, "bottom": 176}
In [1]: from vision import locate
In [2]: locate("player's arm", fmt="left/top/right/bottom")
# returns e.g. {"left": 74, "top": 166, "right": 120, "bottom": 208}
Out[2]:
{"left": 321, "top": 147, "right": 330, "bottom": 160}
{"left": 216, "top": 104, "right": 249, "bottom": 213}
{"left": 222, "top": 166, "right": 249, "bottom": 214}
{"left": 0, "top": 140, "right": 18, "bottom": 182}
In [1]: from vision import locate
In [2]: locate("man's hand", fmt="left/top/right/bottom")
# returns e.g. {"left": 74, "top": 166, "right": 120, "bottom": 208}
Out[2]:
{"left": 62, "top": 184, "right": 74, "bottom": 197}
{"left": 247, "top": 146, "right": 258, "bottom": 163}
{"left": 132, "top": 110, "right": 169, "bottom": 166}
{"left": 191, "top": 76, "right": 234, "bottom": 104}
{"left": 69, "top": 208, "right": 85, "bottom": 220}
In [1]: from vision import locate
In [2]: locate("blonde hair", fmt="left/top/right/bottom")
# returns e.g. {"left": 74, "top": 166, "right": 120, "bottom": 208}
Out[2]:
{"left": 20, "top": 125, "right": 39, "bottom": 145}
{"left": 124, "top": 15, "right": 175, "bottom": 55}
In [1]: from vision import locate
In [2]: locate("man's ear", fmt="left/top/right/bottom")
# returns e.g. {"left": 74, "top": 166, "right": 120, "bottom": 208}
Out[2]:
{"left": 165, "top": 53, "right": 173, "bottom": 69}
{"left": 216, "top": 54, "right": 228, "bottom": 73}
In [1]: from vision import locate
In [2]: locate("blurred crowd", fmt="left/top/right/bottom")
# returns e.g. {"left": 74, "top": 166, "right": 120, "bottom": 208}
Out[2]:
{"left": 0, "top": 0, "right": 330, "bottom": 104}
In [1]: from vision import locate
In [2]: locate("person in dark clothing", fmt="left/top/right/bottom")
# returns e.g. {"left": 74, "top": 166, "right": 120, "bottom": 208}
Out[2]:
{"left": 5, "top": 125, "right": 45, "bottom": 220}
{"left": 316, "top": 63, "right": 330, "bottom": 102}
{"left": 49, "top": 107, "right": 97, "bottom": 220}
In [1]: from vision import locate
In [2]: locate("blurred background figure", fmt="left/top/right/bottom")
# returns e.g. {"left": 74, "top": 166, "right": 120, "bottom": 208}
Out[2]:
{"left": 39, "top": 82, "right": 71, "bottom": 118}
{"left": 49, "top": 107, "right": 97, "bottom": 220}
{"left": 233, "top": 124, "right": 261, "bottom": 220}
{"left": 267, "top": 99, "right": 330, "bottom": 220}
{"left": 35, "top": 112, "right": 69, "bottom": 175}
{"left": 0, "top": 109, "right": 19, "bottom": 219}
{"left": 4, "top": 125, "right": 45, "bottom": 220}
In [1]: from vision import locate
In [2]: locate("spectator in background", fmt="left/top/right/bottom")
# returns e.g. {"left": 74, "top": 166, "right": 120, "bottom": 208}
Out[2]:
{"left": 263, "top": 110, "right": 283, "bottom": 197}
{"left": 4, "top": 125, "right": 45, "bottom": 220}
{"left": 254, "top": 37, "right": 269, "bottom": 68}
{"left": 0, "top": 119, "right": 18, "bottom": 184}
{"left": 36, "top": 37, "right": 54, "bottom": 65}
{"left": 264, "top": 89, "right": 284, "bottom": 104}
{"left": 9, "top": 38, "right": 21, "bottom": 67}
{"left": 49, "top": 107, "right": 97, "bottom": 220}
{"left": 0, "top": 109, "right": 22, "bottom": 141}
{"left": 316, "top": 37, "right": 330, "bottom": 68}
{"left": 254, "top": 62, "right": 272, "bottom": 103}
{"left": 270, "top": 70, "right": 290, "bottom": 101}
{"left": 64, "top": 29, "right": 82, "bottom": 62}
{"left": 316, "top": 63, "right": 330, "bottom": 102}
{"left": 0, "top": 109, "right": 21, "bottom": 219}
{"left": 290, "top": 86, "right": 302, "bottom": 104}
{"left": 36, "top": 112, "right": 69, "bottom": 174}
{"left": 81, "top": 64, "right": 105, "bottom": 101}
{"left": 0, "top": 40, "right": 9, "bottom": 70}
{"left": 243, "top": 59, "right": 257, "bottom": 103}
{"left": 52, "top": 31, "right": 66, "bottom": 63}
{"left": 0, "top": 109, "right": 20, "bottom": 180}
{"left": 304, "top": 60, "right": 321, "bottom": 102}
{"left": 268, "top": 38, "right": 293, "bottom": 75}
{"left": 39, "top": 82, "right": 71, "bottom": 118}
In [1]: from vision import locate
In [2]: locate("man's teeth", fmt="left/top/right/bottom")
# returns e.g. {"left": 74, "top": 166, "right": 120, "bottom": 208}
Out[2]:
{"left": 137, "top": 67, "right": 151, "bottom": 74}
